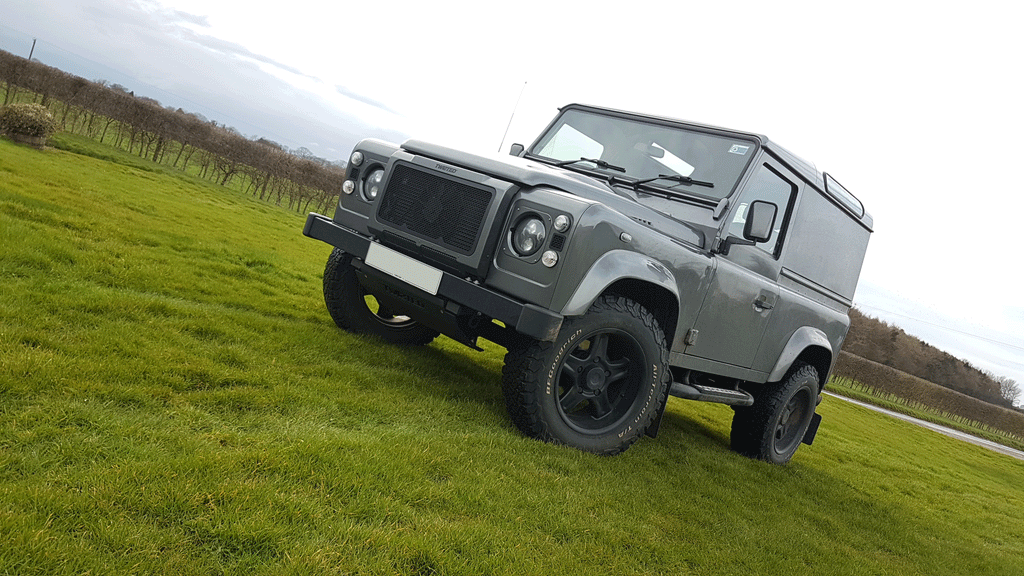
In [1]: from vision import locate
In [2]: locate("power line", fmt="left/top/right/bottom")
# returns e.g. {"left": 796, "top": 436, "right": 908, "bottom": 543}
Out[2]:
{"left": 855, "top": 302, "right": 1024, "bottom": 354}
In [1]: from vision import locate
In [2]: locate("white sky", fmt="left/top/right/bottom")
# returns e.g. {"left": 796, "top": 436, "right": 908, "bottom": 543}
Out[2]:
{"left": 4, "top": 0, "right": 1023, "bottom": 399}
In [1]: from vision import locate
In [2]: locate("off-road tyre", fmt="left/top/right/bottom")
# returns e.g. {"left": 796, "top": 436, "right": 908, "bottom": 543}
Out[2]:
{"left": 730, "top": 362, "right": 819, "bottom": 464}
{"left": 322, "top": 248, "right": 438, "bottom": 346}
{"left": 501, "top": 295, "right": 670, "bottom": 455}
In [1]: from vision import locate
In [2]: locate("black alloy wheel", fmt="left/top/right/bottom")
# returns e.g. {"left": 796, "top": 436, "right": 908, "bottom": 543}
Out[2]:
{"left": 556, "top": 329, "right": 646, "bottom": 435}
{"left": 730, "top": 362, "right": 819, "bottom": 464}
{"left": 501, "top": 295, "right": 670, "bottom": 455}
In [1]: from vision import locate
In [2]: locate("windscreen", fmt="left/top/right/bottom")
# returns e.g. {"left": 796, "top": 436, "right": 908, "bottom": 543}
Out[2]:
{"left": 530, "top": 109, "right": 758, "bottom": 201}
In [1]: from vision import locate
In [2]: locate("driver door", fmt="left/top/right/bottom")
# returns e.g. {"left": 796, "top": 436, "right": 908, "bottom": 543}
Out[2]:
{"left": 684, "top": 161, "right": 797, "bottom": 370}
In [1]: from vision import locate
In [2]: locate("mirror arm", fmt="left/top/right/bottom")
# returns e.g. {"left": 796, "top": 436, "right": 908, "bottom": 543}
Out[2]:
{"left": 713, "top": 235, "right": 756, "bottom": 256}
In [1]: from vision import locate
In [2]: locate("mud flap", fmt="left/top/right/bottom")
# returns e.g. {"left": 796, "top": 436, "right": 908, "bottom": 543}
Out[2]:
{"left": 802, "top": 412, "right": 823, "bottom": 445}
{"left": 645, "top": 396, "right": 669, "bottom": 439}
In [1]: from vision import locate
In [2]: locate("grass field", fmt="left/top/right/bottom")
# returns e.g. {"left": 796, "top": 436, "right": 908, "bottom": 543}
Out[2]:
{"left": 2, "top": 134, "right": 1023, "bottom": 575}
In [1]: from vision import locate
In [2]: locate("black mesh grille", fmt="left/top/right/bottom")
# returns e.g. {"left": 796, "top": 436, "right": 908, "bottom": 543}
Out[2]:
{"left": 377, "top": 164, "right": 493, "bottom": 255}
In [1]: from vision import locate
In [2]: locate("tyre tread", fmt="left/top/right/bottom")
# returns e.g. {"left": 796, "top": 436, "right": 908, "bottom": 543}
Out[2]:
{"left": 322, "top": 248, "right": 437, "bottom": 346}
{"left": 731, "top": 361, "right": 818, "bottom": 463}
{"left": 501, "top": 295, "right": 669, "bottom": 455}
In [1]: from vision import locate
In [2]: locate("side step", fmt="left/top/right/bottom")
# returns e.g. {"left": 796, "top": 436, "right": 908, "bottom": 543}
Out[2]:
{"left": 669, "top": 382, "right": 754, "bottom": 407}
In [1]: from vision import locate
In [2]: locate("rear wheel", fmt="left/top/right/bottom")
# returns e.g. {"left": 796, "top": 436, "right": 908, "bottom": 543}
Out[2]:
{"left": 322, "top": 248, "right": 438, "bottom": 346}
{"left": 501, "top": 295, "right": 670, "bottom": 455}
{"left": 731, "top": 362, "right": 818, "bottom": 464}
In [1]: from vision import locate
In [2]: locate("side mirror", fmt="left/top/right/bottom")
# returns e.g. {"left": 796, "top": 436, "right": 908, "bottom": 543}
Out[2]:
{"left": 715, "top": 200, "right": 779, "bottom": 255}
{"left": 509, "top": 143, "right": 525, "bottom": 157}
{"left": 743, "top": 200, "right": 777, "bottom": 243}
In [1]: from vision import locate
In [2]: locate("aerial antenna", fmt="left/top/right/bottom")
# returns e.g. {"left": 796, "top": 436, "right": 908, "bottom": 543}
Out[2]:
{"left": 498, "top": 81, "right": 527, "bottom": 153}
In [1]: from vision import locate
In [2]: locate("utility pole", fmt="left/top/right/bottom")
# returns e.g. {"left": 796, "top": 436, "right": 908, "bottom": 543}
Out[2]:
{"left": 28, "top": 38, "right": 36, "bottom": 61}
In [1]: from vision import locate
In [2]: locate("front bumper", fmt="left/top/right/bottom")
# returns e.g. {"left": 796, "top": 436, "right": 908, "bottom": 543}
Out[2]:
{"left": 303, "top": 213, "right": 563, "bottom": 343}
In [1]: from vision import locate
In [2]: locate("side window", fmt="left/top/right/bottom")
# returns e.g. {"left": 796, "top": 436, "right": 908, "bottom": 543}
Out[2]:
{"left": 728, "top": 163, "right": 796, "bottom": 257}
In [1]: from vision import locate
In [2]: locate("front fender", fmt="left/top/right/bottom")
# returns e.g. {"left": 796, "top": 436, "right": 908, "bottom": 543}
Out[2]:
{"left": 560, "top": 250, "right": 679, "bottom": 316}
{"left": 767, "top": 326, "right": 834, "bottom": 385}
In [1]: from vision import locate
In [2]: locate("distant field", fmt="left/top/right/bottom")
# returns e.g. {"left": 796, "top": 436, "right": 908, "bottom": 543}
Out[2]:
{"left": 2, "top": 135, "right": 1023, "bottom": 575}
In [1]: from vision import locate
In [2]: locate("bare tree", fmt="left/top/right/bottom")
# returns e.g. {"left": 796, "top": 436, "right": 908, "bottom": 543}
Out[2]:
{"left": 1, "top": 47, "right": 343, "bottom": 214}
{"left": 997, "top": 376, "right": 1021, "bottom": 408}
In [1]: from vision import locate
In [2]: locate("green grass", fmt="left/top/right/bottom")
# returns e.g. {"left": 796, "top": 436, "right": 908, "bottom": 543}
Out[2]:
{"left": 828, "top": 379, "right": 1024, "bottom": 453}
{"left": 2, "top": 135, "right": 1023, "bottom": 575}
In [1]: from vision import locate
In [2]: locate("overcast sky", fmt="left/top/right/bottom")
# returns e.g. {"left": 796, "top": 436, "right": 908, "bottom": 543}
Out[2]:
{"left": 4, "top": 0, "right": 1023, "bottom": 400}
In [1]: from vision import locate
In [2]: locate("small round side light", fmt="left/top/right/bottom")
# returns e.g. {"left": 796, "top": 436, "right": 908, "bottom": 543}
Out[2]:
{"left": 342, "top": 180, "right": 355, "bottom": 195}
{"left": 553, "top": 214, "right": 571, "bottom": 232}
{"left": 350, "top": 151, "right": 364, "bottom": 167}
{"left": 541, "top": 250, "right": 558, "bottom": 268}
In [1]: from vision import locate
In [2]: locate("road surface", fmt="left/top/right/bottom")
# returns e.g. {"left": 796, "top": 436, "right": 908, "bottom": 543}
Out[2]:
{"left": 826, "top": 392, "right": 1024, "bottom": 461}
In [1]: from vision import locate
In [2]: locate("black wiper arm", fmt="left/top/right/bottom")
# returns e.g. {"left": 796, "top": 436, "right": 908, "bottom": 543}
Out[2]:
{"left": 635, "top": 174, "right": 714, "bottom": 189}
{"left": 555, "top": 157, "right": 626, "bottom": 173}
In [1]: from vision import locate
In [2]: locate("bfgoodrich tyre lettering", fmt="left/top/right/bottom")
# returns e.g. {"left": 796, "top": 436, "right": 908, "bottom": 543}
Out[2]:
{"left": 501, "top": 295, "right": 670, "bottom": 455}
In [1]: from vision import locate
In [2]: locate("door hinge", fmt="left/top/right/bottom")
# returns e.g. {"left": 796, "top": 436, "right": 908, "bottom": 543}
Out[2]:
{"left": 684, "top": 329, "right": 699, "bottom": 346}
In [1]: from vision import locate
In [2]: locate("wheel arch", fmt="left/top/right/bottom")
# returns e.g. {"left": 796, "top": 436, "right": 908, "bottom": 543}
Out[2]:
{"left": 767, "top": 326, "right": 834, "bottom": 390}
{"left": 603, "top": 279, "right": 679, "bottom": 346}
{"left": 559, "top": 250, "right": 680, "bottom": 344}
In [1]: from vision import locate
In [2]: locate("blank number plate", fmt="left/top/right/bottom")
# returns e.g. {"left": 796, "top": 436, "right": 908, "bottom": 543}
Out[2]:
{"left": 364, "top": 243, "right": 443, "bottom": 296}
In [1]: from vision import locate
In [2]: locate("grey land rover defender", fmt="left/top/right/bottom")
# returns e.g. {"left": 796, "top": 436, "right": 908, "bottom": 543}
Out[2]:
{"left": 303, "top": 104, "right": 872, "bottom": 464}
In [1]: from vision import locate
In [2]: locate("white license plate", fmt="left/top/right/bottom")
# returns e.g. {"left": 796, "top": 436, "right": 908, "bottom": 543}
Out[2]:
{"left": 364, "top": 243, "right": 443, "bottom": 296}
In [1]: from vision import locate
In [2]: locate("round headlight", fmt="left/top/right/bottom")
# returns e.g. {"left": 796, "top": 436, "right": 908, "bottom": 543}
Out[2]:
{"left": 512, "top": 216, "right": 546, "bottom": 257}
{"left": 350, "top": 151, "right": 364, "bottom": 167}
{"left": 363, "top": 168, "right": 384, "bottom": 201}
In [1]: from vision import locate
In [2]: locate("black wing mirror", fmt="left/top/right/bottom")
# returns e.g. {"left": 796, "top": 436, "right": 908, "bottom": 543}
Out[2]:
{"left": 715, "top": 200, "right": 778, "bottom": 255}
{"left": 743, "top": 200, "right": 777, "bottom": 243}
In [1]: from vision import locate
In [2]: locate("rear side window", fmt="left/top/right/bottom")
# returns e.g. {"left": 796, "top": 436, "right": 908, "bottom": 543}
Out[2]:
{"left": 824, "top": 173, "right": 864, "bottom": 217}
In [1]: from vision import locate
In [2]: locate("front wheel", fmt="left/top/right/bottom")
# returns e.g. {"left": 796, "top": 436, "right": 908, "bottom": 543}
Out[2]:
{"left": 730, "top": 362, "right": 819, "bottom": 464}
{"left": 322, "top": 248, "right": 438, "bottom": 346}
{"left": 501, "top": 295, "right": 670, "bottom": 455}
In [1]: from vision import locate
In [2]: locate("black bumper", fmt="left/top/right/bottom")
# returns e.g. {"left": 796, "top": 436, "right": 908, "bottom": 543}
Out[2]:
{"left": 303, "top": 213, "right": 563, "bottom": 342}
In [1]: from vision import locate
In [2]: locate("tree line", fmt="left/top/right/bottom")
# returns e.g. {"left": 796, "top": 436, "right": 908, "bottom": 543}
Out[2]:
{"left": 0, "top": 48, "right": 343, "bottom": 214}
{"left": 844, "top": 308, "right": 1020, "bottom": 410}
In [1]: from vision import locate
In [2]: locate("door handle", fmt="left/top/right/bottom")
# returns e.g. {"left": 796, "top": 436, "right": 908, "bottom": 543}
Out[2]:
{"left": 753, "top": 295, "right": 775, "bottom": 311}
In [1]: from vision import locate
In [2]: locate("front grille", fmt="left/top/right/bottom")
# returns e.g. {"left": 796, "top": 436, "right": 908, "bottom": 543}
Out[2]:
{"left": 377, "top": 164, "right": 493, "bottom": 255}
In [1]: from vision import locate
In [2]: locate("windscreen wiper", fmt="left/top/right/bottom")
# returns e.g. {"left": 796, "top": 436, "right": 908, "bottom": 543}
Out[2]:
{"left": 555, "top": 157, "right": 627, "bottom": 173}
{"left": 635, "top": 174, "right": 714, "bottom": 189}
